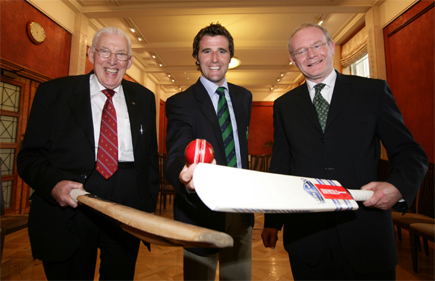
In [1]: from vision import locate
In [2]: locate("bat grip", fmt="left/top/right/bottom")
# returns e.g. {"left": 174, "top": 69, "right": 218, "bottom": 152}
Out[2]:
{"left": 348, "top": 189, "right": 374, "bottom": 201}
{"left": 70, "top": 189, "right": 90, "bottom": 202}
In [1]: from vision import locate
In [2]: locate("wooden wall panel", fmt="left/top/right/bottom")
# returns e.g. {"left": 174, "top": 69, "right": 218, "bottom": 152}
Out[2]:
{"left": 0, "top": 0, "right": 71, "bottom": 79}
{"left": 248, "top": 102, "right": 274, "bottom": 155}
{"left": 383, "top": 0, "right": 434, "bottom": 162}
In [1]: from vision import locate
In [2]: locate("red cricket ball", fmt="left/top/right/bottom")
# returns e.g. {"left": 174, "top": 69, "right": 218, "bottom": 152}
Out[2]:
{"left": 185, "top": 139, "right": 214, "bottom": 164}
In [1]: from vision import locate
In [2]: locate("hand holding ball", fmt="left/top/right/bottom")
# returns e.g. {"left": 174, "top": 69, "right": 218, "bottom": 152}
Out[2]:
{"left": 185, "top": 139, "right": 214, "bottom": 164}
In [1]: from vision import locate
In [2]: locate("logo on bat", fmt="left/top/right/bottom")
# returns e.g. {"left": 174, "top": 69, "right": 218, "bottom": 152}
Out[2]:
{"left": 302, "top": 179, "right": 325, "bottom": 204}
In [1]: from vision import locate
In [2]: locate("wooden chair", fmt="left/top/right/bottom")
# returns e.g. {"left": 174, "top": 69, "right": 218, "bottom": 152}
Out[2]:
{"left": 409, "top": 223, "right": 435, "bottom": 272}
{"left": 0, "top": 180, "right": 29, "bottom": 262}
{"left": 389, "top": 162, "right": 434, "bottom": 272}
{"left": 391, "top": 162, "right": 435, "bottom": 240}
{"left": 157, "top": 153, "right": 176, "bottom": 215}
{"left": 250, "top": 154, "right": 271, "bottom": 172}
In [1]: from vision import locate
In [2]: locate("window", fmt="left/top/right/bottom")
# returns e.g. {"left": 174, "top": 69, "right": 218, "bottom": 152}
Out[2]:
{"left": 350, "top": 54, "right": 370, "bottom": 78}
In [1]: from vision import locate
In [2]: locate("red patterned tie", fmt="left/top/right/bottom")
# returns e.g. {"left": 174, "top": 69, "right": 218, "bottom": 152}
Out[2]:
{"left": 96, "top": 89, "right": 118, "bottom": 179}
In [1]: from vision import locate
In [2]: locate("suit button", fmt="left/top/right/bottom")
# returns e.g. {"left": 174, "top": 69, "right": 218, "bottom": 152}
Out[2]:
{"left": 325, "top": 167, "right": 334, "bottom": 172}
{"left": 321, "top": 138, "right": 324, "bottom": 143}
{"left": 80, "top": 174, "right": 87, "bottom": 179}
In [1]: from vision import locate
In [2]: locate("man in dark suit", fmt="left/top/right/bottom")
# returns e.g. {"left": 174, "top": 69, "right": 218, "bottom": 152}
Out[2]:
{"left": 17, "top": 26, "right": 159, "bottom": 280}
{"left": 164, "top": 23, "right": 253, "bottom": 280}
{"left": 261, "top": 23, "right": 428, "bottom": 280}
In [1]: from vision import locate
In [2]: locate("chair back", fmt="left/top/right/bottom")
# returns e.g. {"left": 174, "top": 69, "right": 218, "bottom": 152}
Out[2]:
{"left": 158, "top": 153, "right": 167, "bottom": 186}
{"left": 0, "top": 179, "right": 4, "bottom": 216}
{"left": 416, "top": 162, "right": 434, "bottom": 218}
{"left": 250, "top": 154, "right": 271, "bottom": 172}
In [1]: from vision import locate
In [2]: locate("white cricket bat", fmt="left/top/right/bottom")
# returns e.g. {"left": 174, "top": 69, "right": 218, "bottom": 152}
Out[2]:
{"left": 70, "top": 189, "right": 233, "bottom": 248}
{"left": 192, "top": 163, "right": 374, "bottom": 213}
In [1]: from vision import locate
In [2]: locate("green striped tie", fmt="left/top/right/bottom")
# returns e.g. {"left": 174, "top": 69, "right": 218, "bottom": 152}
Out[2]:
{"left": 216, "top": 87, "right": 237, "bottom": 167}
{"left": 313, "top": 83, "right": 328, "bottom": 132}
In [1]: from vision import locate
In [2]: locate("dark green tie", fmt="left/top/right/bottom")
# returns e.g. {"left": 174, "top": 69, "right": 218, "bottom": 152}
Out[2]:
{"left": 216, "top": 87, "right": 237, "bottom": 167}
{"left": 313, "top": 83, "right": 328, "bottom": 132}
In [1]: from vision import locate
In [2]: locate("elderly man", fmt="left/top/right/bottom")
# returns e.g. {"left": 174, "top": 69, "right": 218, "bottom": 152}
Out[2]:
{"left": 261, "top": 23, "right": 428, "bottom": 280}
{"left": 18, "top": 26, "right": 159, "bottom": 280}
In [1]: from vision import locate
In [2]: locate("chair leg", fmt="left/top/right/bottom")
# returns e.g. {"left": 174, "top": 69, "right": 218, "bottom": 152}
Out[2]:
{"left": 409, "top": 231, "right": 419, "bottom": 273}
{"left": 159, "top": 192, "right": 163, "bottom": 215}
{"left": 396, "top": 226, "right": 402, "bottom": 241}
{"left": 0, "top": 229, "right": 4, "bottom": 263}
{"left": 423, "top": 238, "right": 429, "bottom": 256}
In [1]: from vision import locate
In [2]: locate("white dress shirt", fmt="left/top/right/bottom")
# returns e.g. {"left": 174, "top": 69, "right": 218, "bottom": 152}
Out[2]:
{"left": 90, "top": 74, "right": 134, "bottom": 162}
{"left": 200, "top": 75, "right": 242, "bottom": 169}
{"left": 306, "top": 70, "right": 337, "bottom": 104}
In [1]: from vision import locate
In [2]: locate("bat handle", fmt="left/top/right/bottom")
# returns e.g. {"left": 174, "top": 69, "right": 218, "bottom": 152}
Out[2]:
{"left": 348, "top": 189, "right": 374, "bottom": 201}
{"left": 70, "top": 189, "right": 90, "bottom": 202}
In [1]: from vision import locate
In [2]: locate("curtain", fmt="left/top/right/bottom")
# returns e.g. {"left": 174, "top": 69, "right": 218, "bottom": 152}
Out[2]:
{"left": 341, "top": 27, "right": 367, "bottom": 68}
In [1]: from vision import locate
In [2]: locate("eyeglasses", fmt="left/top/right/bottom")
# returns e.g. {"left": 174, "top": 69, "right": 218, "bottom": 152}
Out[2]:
{"left": 94, "top": 48, "right": 130, "bottom": 61}
{"left": 292, "top": 42, "right": 328, "bottom": 58}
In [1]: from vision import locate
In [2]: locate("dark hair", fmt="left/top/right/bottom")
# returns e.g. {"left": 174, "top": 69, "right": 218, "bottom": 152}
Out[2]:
{"left": 192, "top": 23, "right": 235, "bottom": 63}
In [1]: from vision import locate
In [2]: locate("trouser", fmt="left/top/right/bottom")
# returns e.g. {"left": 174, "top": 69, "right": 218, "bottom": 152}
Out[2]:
{"left": 184, "top": 213, "right": 252, "bottom": 280}
{"left": 43, "top": 165, "right": 141, "bottom": 280}
{"left": 289, "top": 225, "right": 396, "bottom": 280}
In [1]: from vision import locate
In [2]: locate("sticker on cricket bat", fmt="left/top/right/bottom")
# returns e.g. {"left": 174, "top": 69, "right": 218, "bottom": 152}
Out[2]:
{"left": 192, "top": 163, "right": 374, "bottom": 213}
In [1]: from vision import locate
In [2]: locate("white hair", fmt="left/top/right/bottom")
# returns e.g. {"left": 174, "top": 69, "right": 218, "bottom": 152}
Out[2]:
{"left": 91, "top": 26, "right": 132, "bottom": 56}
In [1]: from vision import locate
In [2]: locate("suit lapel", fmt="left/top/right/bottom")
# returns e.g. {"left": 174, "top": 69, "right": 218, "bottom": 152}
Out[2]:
{"left": 194, "top": 80, "right": 227, "bottom": 160}
{"left": 228, "top": 84, "right": 247, "bottom": 140}
{"left": 68, "top": 73, "right": 95, "bottom": 147}
{"left": 326, "top": 72, "right": 352, "bottom": 131}
{"left": 295, "top": 85, "right": 323, "bottom": 133}
{"left": 123, "top": 81, "right": 141, "bottom": 150}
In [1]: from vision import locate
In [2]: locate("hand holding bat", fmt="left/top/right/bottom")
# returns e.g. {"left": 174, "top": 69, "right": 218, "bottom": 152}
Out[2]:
{"left": 69, "top": 189, "right": 233, "bottom": 248}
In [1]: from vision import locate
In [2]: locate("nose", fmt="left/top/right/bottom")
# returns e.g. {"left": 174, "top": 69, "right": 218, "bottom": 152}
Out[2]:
{"left": 107, "top": 53, "right": 118, "bottom": 64}
{"left": 211, "top": 51, "right": 218, "bottom": 62}
{"left": 306, "top": 47, "right": 317, "bottom": 58}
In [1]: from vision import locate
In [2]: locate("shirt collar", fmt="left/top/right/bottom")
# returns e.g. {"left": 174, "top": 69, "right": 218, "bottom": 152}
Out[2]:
{"left": 90, "top": 74, "right": 122, "bottom": 97}
{"left": 200, "top": 75, "right": 229, "bottom": 98}
{"left": 306, "top": 70, "right": 337, "bottom": 93}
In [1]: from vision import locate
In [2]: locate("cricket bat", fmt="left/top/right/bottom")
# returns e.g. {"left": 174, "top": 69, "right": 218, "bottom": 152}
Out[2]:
{"left": 192, "top": 163, "right": 374, "bottom": 213}
{"left": 70, "top": 189, "right": 234, "bottom": 248}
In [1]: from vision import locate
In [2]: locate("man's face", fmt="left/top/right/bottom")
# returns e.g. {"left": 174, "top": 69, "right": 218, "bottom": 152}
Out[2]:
{"left": 87, "top": 33, "right": 133, "bottom": 90}
{"left": 196, "top": 35, "right": 231, "bottom": 86}
{"left": 289, "top": 27, "right": 335, "bottom": 83}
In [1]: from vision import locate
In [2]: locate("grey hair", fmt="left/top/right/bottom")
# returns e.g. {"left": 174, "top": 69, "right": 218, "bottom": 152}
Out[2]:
{"left": 288, "top": 23, "right": 333, "bottom": 56}
{"left": 91, "top": 26, "right": 132, "bottom": 56}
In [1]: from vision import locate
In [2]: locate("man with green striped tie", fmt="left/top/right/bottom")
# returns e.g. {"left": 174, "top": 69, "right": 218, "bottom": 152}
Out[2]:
{"left": 164, "top": 23, "right": 254, "bottom": 281}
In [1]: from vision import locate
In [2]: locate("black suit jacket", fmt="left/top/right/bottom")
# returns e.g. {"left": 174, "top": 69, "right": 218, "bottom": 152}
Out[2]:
{"left": 164, "top": 79, "right": 254, "bottom": 255}
{"left": 265, "top": 71, "right": 428, "bottom": 274}
{"left": 17, "top": 72, "right": 160, "bottom": 261}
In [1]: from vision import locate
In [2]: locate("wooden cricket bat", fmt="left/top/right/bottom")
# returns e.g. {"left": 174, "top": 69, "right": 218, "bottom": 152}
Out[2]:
{"left": 192, "top": 163, "right": 374, "bottom": 213}
{"left": 70, "top": 189, "right": 233, "bottom": 248}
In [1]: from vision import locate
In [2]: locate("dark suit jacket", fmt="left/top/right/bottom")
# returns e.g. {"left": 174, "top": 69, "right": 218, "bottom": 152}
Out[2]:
{"left": 17, "top": 72, "right": 160, "bottom": 261}
{"left": 265, "top": 71, "right": 428, "bottom": 274}
{"left": 164, "top": 79, "right": 254, "bottom": 255}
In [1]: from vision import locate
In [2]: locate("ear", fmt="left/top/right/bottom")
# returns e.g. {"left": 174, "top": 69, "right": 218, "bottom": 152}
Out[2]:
{"left": 87, "top": 47, "right": 95, "bottom": 64}
{"left": 329, "top": 40, "right": 336, "bottom": 56}
{"left": 126, "top": 55, "right": 134, "bottom": 69}
{"left": 289, "top": 54, "right": 297, "bottom": 67}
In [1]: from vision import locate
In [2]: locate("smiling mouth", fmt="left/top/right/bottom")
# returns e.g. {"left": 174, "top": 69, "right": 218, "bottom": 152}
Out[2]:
{"left": 209, "top": 66, "right": 221, "bottom": 71}
{"left": 104, "top": 68, "right": 119, "bottom": 74}
{"left": 308, "top": 60, "right": 323, "bottom": 67}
